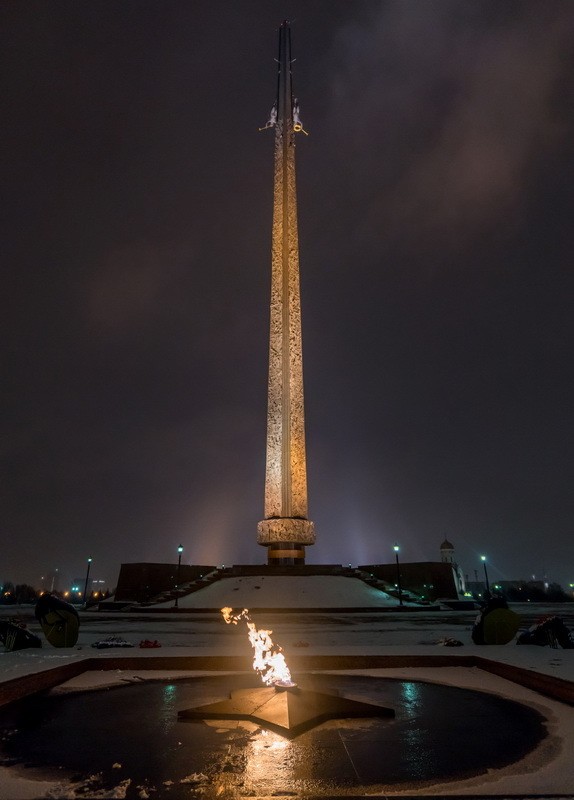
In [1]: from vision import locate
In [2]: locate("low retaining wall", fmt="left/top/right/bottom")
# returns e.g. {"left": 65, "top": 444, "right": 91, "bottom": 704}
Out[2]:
{"left": 1, "top": 653, "right": 573, "bottom": 709}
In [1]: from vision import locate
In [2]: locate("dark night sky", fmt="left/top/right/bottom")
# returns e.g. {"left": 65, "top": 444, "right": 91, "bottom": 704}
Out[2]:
{"left": 2, "top": 1, "right": 573, "bottom": 591}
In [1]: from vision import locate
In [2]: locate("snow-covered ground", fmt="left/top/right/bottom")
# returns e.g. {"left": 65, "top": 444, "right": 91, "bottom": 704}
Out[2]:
{"left": 1, "top": 597, "right": 574, "bottom": 798}
{"left": 153, "top": 574, "right": 408, "bottom": 608}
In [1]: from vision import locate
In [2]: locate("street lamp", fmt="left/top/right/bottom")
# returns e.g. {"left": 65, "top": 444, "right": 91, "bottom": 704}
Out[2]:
{"left": 174, "top": 545, "right": 184, "bottom": 609}
{"left": 82, "top": 558, "right": 92, "bottom": 605}
{"left": 394, "top": 544, "right": 403, "bottom": 606}
{"left": 480, "top": 555, "right": 491, "bottom": 598}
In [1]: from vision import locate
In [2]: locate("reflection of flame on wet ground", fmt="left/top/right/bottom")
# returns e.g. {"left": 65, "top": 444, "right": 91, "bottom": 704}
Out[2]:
{"left": 221, "top": 607, "right": 297, "bottom": 687}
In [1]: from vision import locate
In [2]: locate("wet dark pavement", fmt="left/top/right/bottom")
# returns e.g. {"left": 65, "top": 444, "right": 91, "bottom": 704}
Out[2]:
{"left": 0, "top": 674, "right": 546, "bottom": 798}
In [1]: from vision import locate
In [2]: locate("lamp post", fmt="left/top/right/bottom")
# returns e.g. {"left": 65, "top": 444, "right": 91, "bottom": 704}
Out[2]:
{"left": 174, "top": 545, "right": 184, "bottom": 608}
{"left": 82, "top": 558, "right": 92, "bottom": 605}
{"left": 394, "top": 544, "right": 403, "bottom": 606}
{"left": 480, "top": 555, "right": 490, "bottom": 598}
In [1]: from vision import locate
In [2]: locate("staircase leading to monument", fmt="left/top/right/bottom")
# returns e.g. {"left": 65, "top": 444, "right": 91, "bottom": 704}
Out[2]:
{"left": 100, "top": 564, "right": 428, "bottom": 611}
{"left": 143, "top": 564, "right": 427, "bottom": 607}
{"left": 144, "top": 568, "right": 222, "bottom": 606}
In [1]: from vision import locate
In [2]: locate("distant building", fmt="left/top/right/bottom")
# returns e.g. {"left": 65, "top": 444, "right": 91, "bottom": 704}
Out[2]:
{"left": 440, "top": 538, "right": 455, "bottom": 564}
{"left": 467, "top": 579, "right": 548, "bottom": 601}
{"left": 440, "top": 539, "right": 466, "bottom": 596}
{"left": 496, "top": 580, "right": 546, "bottom": 594}
{"left": 360, "top": 539, "right": 467, "bottom": 602}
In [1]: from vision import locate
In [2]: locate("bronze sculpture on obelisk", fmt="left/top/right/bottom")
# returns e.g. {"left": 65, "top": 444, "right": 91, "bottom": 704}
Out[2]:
{"left": 257, "top": 21, "right": 315, "bottom": 566}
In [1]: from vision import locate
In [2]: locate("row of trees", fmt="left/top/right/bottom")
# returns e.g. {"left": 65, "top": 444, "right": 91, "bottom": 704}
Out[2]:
{"left": 474, "top": 582, "right": 574, "bottom": 603}
{"left": 0, "top": 582, "right": 112, "bottom": 605}
{"left": 1, "top": 583, "right": 38, "bottom": 604}
{"left": 501, "top": 582, "right": 573, "bottom": 603}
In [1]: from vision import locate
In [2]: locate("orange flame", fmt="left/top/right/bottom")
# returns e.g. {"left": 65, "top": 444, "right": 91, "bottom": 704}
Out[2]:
{"left": 221, "top": 607, "right": 295, "bottom": 687}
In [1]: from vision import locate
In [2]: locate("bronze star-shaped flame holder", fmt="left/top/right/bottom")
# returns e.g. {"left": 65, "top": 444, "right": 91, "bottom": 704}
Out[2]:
{"left": 178, "top": 685, "right": 394, "bottom": 739}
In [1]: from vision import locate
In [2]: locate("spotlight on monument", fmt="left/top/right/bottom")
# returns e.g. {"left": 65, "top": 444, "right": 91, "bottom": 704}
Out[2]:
{"left": 178, "top": 606, "right": 394, "bottom": 737}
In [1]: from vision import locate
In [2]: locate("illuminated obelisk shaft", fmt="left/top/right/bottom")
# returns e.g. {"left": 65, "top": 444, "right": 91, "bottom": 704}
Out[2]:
{"left": 257, "top": 21, "right": 315, "bottom": 565}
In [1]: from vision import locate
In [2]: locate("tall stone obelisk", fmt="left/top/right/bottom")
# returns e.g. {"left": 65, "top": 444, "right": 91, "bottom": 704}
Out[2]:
{"left": 257, "top": 21, "right": 315, "bottom": 566}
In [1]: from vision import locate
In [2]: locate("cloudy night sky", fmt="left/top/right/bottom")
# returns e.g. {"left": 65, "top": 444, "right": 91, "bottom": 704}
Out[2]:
{"left": 2, "top": 1, "right": 573, "bottom": 591}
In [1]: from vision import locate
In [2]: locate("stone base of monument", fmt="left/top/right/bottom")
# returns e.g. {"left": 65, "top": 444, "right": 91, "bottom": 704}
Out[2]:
{"left": 178, "top": 684, "right": 394, "bottom": 738}
{"left": 257, "top": 518, "right": 315, "bottom": 545}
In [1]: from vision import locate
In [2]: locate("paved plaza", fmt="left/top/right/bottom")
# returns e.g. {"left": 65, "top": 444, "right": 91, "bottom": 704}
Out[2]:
{"left": 1, "top": 604, "right": 574, "bottom": 798}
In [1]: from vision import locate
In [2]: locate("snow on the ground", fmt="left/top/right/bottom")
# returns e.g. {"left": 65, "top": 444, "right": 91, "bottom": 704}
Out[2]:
{"left": 1, "top": 603, "right": 574, "bottom": 684}
{"left": 0, "top": 773, "right": 59, "bottom": 800}
{"left": 153, "top": 574, "right": 404, "bottom": 608}
{"left": 1, "top": 603, "right": 574, "bottom": 797}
